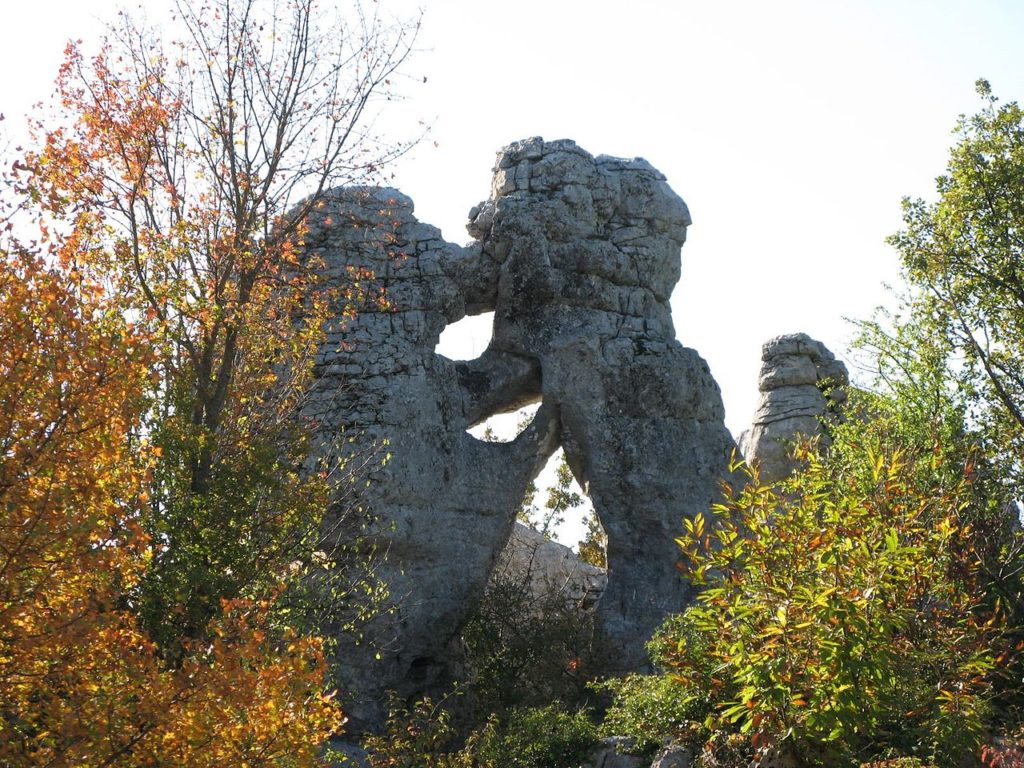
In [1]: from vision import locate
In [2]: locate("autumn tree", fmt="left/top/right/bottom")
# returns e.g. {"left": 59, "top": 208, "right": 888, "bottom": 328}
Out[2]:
{"left": 0, "top": 0, "right": 420, "bottom": 761}
{"left": 0, "top": 226, "right": 342, "bottom": 765}
{"left": 25, "top": 0, "right": 420, "bottom": 649}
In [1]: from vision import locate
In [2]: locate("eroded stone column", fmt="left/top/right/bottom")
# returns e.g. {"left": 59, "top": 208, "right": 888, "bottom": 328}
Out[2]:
{"left": 738, "top": 333, "right": 848, "bottom": 483}
{"left": 472, "top": 138, "right": 737, "bottom": 671}
{"left": 301, "top": 189, "right": 558, "bottom": 729}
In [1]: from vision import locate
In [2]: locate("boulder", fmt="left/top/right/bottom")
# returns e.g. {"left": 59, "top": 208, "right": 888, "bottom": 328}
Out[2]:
{"left": 497, "top": 522, "right": 606, "bottom": 610}
{"left": 584, "top": 737, "right": 648, "bottom": 768}
{"left": 651, "top": 743, "right": 693, "bottom": 768}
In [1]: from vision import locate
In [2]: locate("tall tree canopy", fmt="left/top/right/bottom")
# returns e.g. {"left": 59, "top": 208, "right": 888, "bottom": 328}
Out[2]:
{"left": 2, "top": 0, "right": 419, "bottom": 763}
{"left": 25, "top": 0, "right": 418, "bottom": 648}
{"left": 890, "top": 79, "right": 1024, "bottom": 493}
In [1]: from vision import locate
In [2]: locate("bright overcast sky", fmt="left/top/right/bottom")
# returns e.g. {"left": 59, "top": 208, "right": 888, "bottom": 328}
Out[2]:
{"left": 4, "top": 0, "right": 1024, "bottom": 440}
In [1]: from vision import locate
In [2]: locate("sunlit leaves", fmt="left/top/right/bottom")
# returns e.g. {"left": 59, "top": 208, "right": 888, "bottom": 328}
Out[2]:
{"left": 0, "top": 0, "right": 423, "bottom": 761}
{"left": 889, "top": 81, "right": 1024, "bottom": 490}
{"left": 666, "top": 425, "right": 1003, "bottom": 767}
{"left": 0, "top": 246, "right": 343, "bottom": 766}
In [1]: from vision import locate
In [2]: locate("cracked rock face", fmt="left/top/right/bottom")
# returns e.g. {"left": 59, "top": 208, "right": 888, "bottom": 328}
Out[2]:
{"left": 471, "top": 138, "right": 736, "bottom": 671}
{"left": 300, "top": 187, "right": 560, "bottom": 730}
{"left": 497, "top": 522, "right": 607, "bottom": 611}
{"left": 299, "top": 139, "right": 736, "bottom": 729}
{"left": 738, "top": 333, "right": 848, "bottom": 482}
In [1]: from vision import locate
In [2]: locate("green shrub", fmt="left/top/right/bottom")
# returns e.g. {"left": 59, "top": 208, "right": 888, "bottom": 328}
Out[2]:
{"left": 602, "top": 388, "right": 1017, "bottom": 766}
{"left": 461, "top": 555, "right": 594, "bottom": 715}
{"left": 363, "top": 695, "right": 472, "bottom": 768}
{"left": 474, "top": 704, "right": 598, "bottom": 768}
{"left": 362, "top": 698, "right": 598, "bottom": 768}
{"left": 664, "top": 431, "right": 1003, "bottom": 767}
{"left": 596, "top": 613, "right": 727, "bottom": 754}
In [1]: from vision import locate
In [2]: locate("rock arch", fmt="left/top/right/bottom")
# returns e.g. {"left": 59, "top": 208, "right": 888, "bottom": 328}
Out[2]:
{"left": 299, "top": 139, "right": 736, "bottom": 729}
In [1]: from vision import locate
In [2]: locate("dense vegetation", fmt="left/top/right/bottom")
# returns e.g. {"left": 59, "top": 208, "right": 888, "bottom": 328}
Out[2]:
{"left": 1, "top": 0, "right": 416, "bottom": 763}
{"left": 2, "top": 0, "right": 1023, "bottom": 760}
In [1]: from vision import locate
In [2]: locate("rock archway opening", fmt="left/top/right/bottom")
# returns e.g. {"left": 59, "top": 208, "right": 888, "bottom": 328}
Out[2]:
{"left": 435, "top": 311, "right": 494, "bottom": 361}
{"left": 515, "top": 448, "right": 604, "bottom": 567}
{"left": 469, "top": 402, "right": 541, "bottom": 444}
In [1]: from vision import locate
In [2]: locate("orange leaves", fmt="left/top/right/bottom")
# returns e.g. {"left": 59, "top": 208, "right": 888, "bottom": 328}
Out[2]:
{"left": 0, "top": 247, "right": 154, "bottom": 765}
{"left": 2, "top": 0, "right": 426, "bottom": 759}
{"left": 138, "top": 598, "right": 343, "bottom": 768}
{"left": 0, "top": 245, "right": 342, "bottom": 766}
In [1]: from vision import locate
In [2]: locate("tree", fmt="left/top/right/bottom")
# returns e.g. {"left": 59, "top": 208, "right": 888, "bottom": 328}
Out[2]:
{"left": 885, "top": 80, "right": 1024, "bottom": 721}
{"left": 544, "top": 453, "right": 585, "bottom": 541}
{"left": 513, "top": 450, "right": 586, "bottom": 541}
{"left": 0, "top": 238, "right": 342, "bottom": 766}
{"left": 576, "top": 507, "right": 607, "bottom": 569}
{"left": 889, "top": 79, "right": 1024, "bottom": 493}
{"left": 853, "top": 300, "right": 1024, "bottom": 628}
{"left": 1, "top": 0, "right": 419, "bottom": 760}
{"left": 24, "top": 0, "right": 420, "bottom": 649}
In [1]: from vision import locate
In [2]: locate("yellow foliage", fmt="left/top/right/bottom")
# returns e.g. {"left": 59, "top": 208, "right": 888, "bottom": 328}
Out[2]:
{"left": 0, "top": 250, "right": 343, "bottom": 767}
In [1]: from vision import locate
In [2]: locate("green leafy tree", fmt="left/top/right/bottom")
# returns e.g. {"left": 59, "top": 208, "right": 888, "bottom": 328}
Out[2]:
{"left": 614, "top": 278, "right": 1024, "bottom": 766}
{"left": 889, "top": 79, "right": 1024, "bottom": 493}
{"left": 596, "top": 613, "right": 724, "bottom": 756}
{"left": 471, "top": 704, "right": 598, "bottom": 768}
{"left": 539, "top": 453, "right": 585, "bottom": 541}
{"left": 363, "top": 699, "right": 597, "bottom": 768}
{"left": 878, "top": 79, "right": 1024, "bottom": 721}
{"left": 363, "top": 695, "right": 475, "bottom": 768}
{"left": 576, "top": 507, "right": 607, "bottom": 569}
{"left": 604, "top": 302, "right": 1021, "bottom": 765}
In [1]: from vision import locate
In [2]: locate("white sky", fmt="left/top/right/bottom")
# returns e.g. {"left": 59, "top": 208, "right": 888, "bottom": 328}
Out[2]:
{"left": 4, "top": 0, "right": 1024, "bottom": 543}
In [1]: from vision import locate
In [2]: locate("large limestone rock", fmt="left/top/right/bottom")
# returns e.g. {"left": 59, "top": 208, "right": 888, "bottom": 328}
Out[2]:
{"left": 470, "top": 138, "right": 737, "bottom": 671}
{"left": 301, "top": 188, "right": 560, "bottom": 729}
{"left": 497, "top": 522, "right": 606, "bottom": 610}
{"left": 738, "top": 333, "right": 848, "bottom": 482}
{"left": 584, "top": 738, "right": 648, "bottom": 768}
{"left": 300, "top": 138, "right": 736, "bottom": 728}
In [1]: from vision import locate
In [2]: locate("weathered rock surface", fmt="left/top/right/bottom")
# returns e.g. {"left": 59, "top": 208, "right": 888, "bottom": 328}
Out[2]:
{"left": 299, "top": 138, "right": 737, "bottom": 729}
{"left": 497, "top": 522, "right": 606, "bottom": 610}
{"left": 581, "top": 738, "right": 694, "bottom": 768}
{"left": 650, "top": 744, "right": 694, "bottom": 768}
{"left": 738, "top": 333, "right": 848, "bottom": 482}
{"left": 472, "top": 138, "right": 737, "bottom": 671}
{"left": 584, "top": 737, "right": 648, "bottom": 768}
{"left": 301, "top": 188, "right": 560, "bottom": 730}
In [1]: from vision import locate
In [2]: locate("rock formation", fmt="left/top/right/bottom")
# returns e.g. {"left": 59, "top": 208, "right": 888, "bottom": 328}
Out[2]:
{"left": 470, "top": 138, "right": 736, "bottom": 671}
{"left": 299, "top": 138, "right": 736, "bottom": 729}
{"left": 300, "top": 187, "right": 560, "bottom": 730}
{"left": 496, "top": 522, "right": 606, "bottom": 611}
{"left": 738, "top": 333, "right": 848, "bottom": 482}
